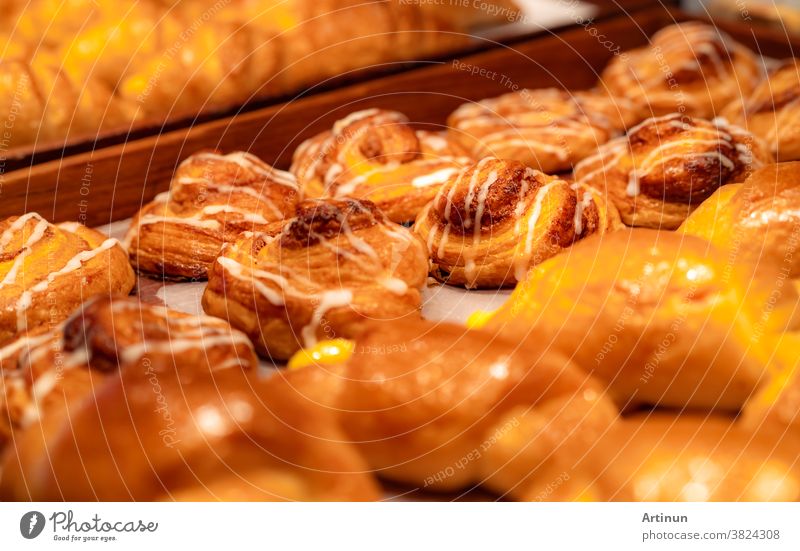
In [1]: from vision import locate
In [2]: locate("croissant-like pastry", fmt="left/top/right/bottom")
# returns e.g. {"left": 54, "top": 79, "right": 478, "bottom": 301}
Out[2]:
{"left": 469, "top": 229, "right": 800, "bottom": 412}
{"left": 574, "top": 114, "right": 772, "bottom": 229}
{"left": 413, "top": 157, "right": 622, "bottom": 288}
{"left": 126, "top": 150, "right": 301, "bottom": 280}
{"left": 601, "top": 22, "right": 763, "bottom": 119}
{"left": 447, "top": 88, "right": 638, "bottom": 173}
{"left": 0, "top": 213, "right": 134, "bottom": 346}
{"left": 0, "top": 296, "right": 380, "bottom": 501}
{"left": 290, "top": 109, "right": 472, "bottom": 223}
{"left": 202, "top": 198, "right": 429, "bottom": 360}
{"left": 721, "top": 59, "right": 800, "bottom": 161}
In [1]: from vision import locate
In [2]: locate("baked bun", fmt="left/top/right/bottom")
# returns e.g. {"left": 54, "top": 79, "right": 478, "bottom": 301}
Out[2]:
{"left": 202, "top": 198, "right": 429, "bottom": 360}
{"left": 127, "top": 150, "right": 301, "bottom": 280}
{"left": 0, "top": 213, "right": 134, "bottom": 346}
{"left": 290, "top": 109, "right": 472, "bottom": 223}
{"left": 469, "top": 229, "right": 800, "bottom": 412}
{"left": 574, "top": 114, "right": 772, "bottom": 229}
{"left": 414, "top": 157, "right": 622, "bottom": 288}
{"left": 601, "top": 22, "right": 763, "bottom": 119}
{"left": 721, "top": 59, "right": 800, "bottom": 161}
{"left": 447, "top": 88, "right": 638, "bottom": 173}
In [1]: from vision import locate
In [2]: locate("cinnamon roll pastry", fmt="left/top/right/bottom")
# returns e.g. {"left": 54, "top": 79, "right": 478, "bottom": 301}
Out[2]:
{"left": 680, "top": 162, "right": 800, "bottom": 278}
{"left": 290, "top": 109, "right": 472, "bottom": 223}
{"left": 469, "top": 229, "right": 800, "bottom": 412}
{"left": 601, "top": 22, "right": 763, "bottom": 119}
{"left": 127, "top": 150, "right": 301, "bottom": 280}
{"left": 574, "top": 114, "right": 772, "bottom": 229}
{"left": 202, "top": 198, "right": 429, "bottom": 360}
{"left": 721, "top": 59, "right": 800, "bottom": 161}
{"left": 447, "top": 88, "right": 638, "bottom": 173}
{"left": 0, "top": 213, "right": 134, "bottom": 346}
{"left": 414, "top": 158, "right": 622, "bottom": 288}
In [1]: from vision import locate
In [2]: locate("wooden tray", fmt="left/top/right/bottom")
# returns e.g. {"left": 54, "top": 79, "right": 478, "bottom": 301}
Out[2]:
{"left": 1, "top": 4, "right": 797, "bottom": 229}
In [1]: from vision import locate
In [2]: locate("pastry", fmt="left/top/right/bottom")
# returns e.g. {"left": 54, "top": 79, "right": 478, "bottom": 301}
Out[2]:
{"left": 202, "top": 198, "right": 429, "bottom": 360}
{"left": 680, "top": 162, "right": 800, "bottom": 278}
{"left": 290, "top": 109, "right": 472, "bottom": 223}
{"left": 0, "top": 213, "right": 134, "bottom": 346}
{"left": 573, "top": 114, "right": 772, "bottom": 229}
{"left": 0, "top": 296, "right": 379, "bottom": 501}
{"left": 447, "top": 87, "right": 638, "bottom": 173}
{"left": 468, "top": 229, "right": 800, "bottom": 412}
{"left": 601, "top": 22, "right": 764, "bottom": 119}
{"left": 414, "top": 157, "right": 622, "bottom": 288}
{"left": 721, "top": 59, "right": 800, "bottom": 161}
{"left": 126, "top": 150, "right": 301, "bottom": 280}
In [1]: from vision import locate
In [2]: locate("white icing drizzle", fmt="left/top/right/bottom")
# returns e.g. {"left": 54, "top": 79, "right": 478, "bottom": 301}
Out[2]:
{"left": 574, "top": 190, "right": 594, "bottom": 236}
{"left": 0, "top": 217, "right": 49, "bottom": 287}
{"left": 300, "top": 289, "right": 353, "bottom": 347}
{"left": 515, "top": 182, "right": 561, "bottom": 281}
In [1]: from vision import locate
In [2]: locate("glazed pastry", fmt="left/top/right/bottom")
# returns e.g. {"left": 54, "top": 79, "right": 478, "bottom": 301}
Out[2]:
{"left": 126, "top": 150, "right": 301, "bottom": 280}
{"left": 290, "top": 109, "right": 472, "bottom": 223}
{"left": 573, "top": 114, "right": 772, "bottom": 229}
{"left": 0, "top": 213, "right": 134, "bottom": 346}
{"left": 601, "top": 22, "right": 763, "bottom": 119}
{"left": 680, "top": 162, "right": 800, "bottom": 278}
{"left": 414, "top": 157, "right": 622, "bottom": 288}
{"left": 202, "top": 198, "right": 429, "bottom": 360}
{"left": 721, "top": 59, "right": 800, "bottom": 161}
{"left": 284, "top": 318, "right": 617, "bottom": 492}
{"left": 469, "top": 229, "right": 800, "bottom": 412}
{"left": 0, "top": 296, "right": 379, "bottom": 501}
{"left": 447, "top": 88, "right": 638, "bottom": 173}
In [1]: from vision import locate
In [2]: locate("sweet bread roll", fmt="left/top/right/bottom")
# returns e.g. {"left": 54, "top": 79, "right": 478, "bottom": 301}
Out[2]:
{"left": 721, "top": 59, "right": 800, "bottom": 161}
{"left": 290, "top": 109, "right": 472, "bottom": 223}
{"left": 680, "top": 162, "right": 800, "bottom": 278}
{"left": 447, "top": 88, "right": 638, "bottom": 173}
{"left": 469, "top": 229, "right": 800, "bottom": 412}
{"left": 0, "top": 297, "right": 378, "bottom": 501}
{"left": 202, "top": 198, "right": 429, "bottom": 360}
{"left": 574, "top": 114, "right": 772, "bottom": 229}
{"left": 601, "top": 22, "right": 763, "bottom": 119}
{"left": 413, "top": 157, "right": 622, "bottom": 288}
{"left": 0, "top": 213, "right": 134, "bottom": 346}
{"left": 126, "top": 150, "right": 301, "bottom": 280}
{"left": 284, "top": 318, "right": 617, "bottom": 492}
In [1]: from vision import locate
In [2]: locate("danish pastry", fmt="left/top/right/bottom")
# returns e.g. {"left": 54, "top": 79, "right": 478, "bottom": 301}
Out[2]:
{"left": 127, "top": 150, "right": 301, "bottom": 280}
{"left": 469, "top": 229, "right": 800, "bottom": 412}
{"left": 447, "top": 88, "right": 638, "bottom": 173}
{"left": 601, "top": 22, "right": 763, "bottom": 119}
{"left": 290, "top": 109, "right": 472, "bottom": 223}
{"left": 414, "top": 157, "right": 622, "bottom": 288}
{"left": 721, "top": 59, "right": 800, "bottom": 161}
{"left": 202, "top": 198, "right": 429, "bottom": 360}
{"left": 573, "top": 114, "right": 772, "bottom": 229}
{"left": 0, "top": 213, "right": 134, "bottom": 346}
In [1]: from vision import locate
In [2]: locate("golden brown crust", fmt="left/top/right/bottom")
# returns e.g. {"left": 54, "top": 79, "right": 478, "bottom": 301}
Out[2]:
{"left": 0, "top": 213, "right": 134, "bottom": 346}
{"left": 447, "top": 88, "right": 638, "bottom": 173}
{"left": 202, "top": 198, "right": 429, "bottom": 360}
{"left": 126, "top": 150, "right": 300, "bottom": 280}
{"left": 290, "top": 109, "right": 472, "bottom": 223}
{"left": 574, "top": 114, "right": 773, "bottom": 229}
{"left": 414, "top": 158, "right": 623, "bottom": 288}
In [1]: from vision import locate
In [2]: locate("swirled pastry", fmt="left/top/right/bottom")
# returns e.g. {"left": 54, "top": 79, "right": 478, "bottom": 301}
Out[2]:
{"left": 469, "top": 229, "right": 800, "bottom": 412}
{"left": 721, "top": 59, "right": 800, "bottom": 161}
{"left": 202, "top": 198, "right": 429, "bottom": 360}
{"left": 680, "top": 162, "right": 800, "bottom": 278}
{"left": 414, "top": 157, "right": 622, "bottom": 288}
{"left": 0, "top": 213, "right": 134, "bottom": 346}
{"left": 601, "top": 22, "right": 763, "bottom": 119}
{"left": 290, "top": 109, "right": 472, "bottom": 223}
{"left": 127, "top": 150, "right": 301, "bottom": 280}
{"left": 447, "top": 88, "right": 638, "bottom": 173}
{"left": 574, "top": 114, "right": 772, "bottom": 229}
